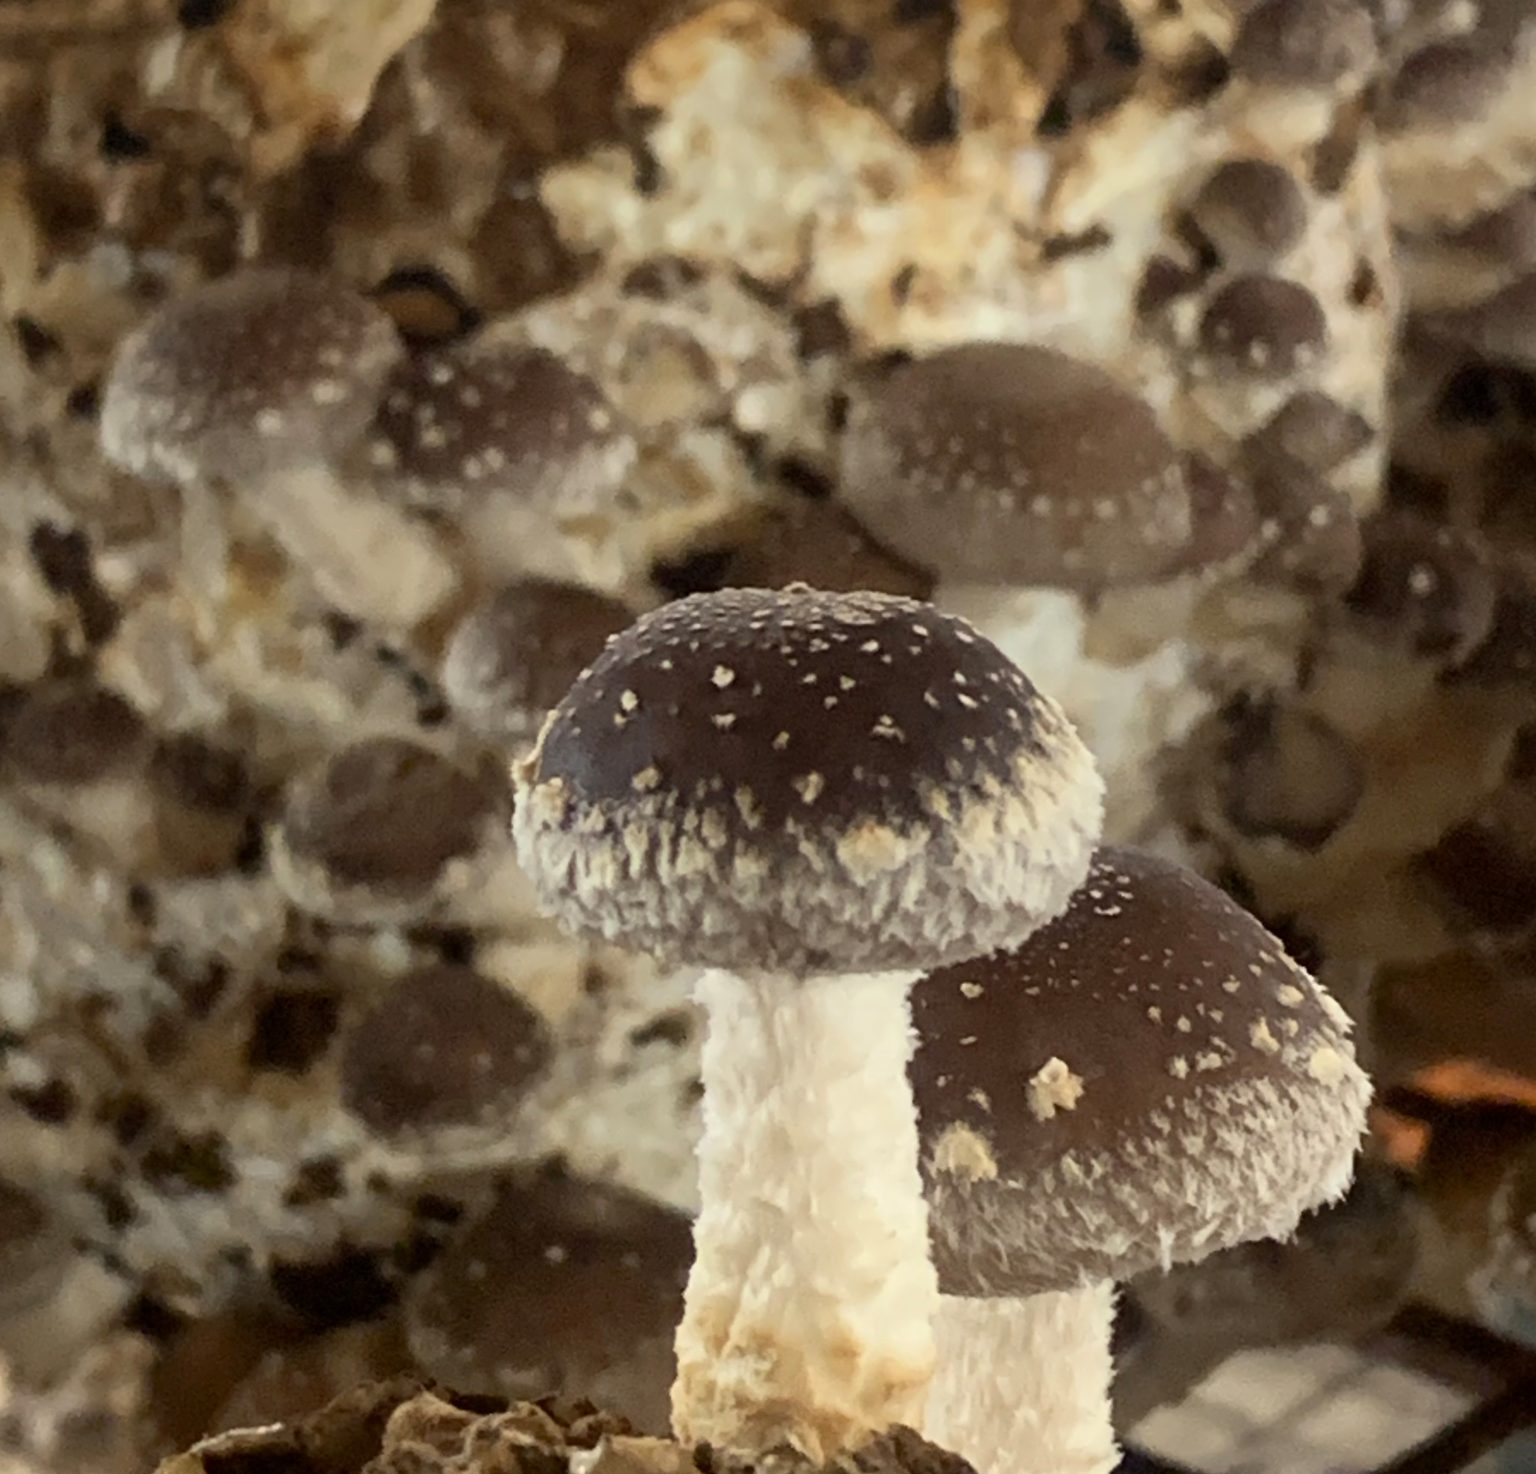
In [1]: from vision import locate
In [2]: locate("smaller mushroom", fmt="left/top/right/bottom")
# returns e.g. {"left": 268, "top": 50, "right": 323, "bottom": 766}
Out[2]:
{"left": 909, "top": 846, "right": 1369, "bottom": 1474}
{"left": 271, "top": 737, "right": 509, "bottom": 925}
{"left": 339, "top": 964, "right": 552, "bottom": 1141}
{"left": 1380, "top": 37, "right": 1515, "bottom": 134}
{"left": 1197, "top": 275, "right": 1330, "bottom": 380}
{"left": 1214, "top": 697, "right": 1365, "bottom": 850}
{"left": 441, "top": 580, "right": 633, "bottom": 750}
{"left": 371, "top": 338, "right": 637, "bottom": 592}
{"left": 1415, "top": 274, "right": 1536, "bottom": 370}
{"left": 1185, "top": 160, "right": 1309, "bottom": 270}
{"left": 718, "top": 497, "right": 935, "bottom": 600}
{"left": 405, "top": 1171, "right": 692, "bottom": 1433}
{"left": 99, "top": 268, "right": 456, "bottom": 630}
{"left": 1451, "top": 567, "right": 1536, "bottom": 685}
{"left": 1343, "top": 515, "right": 1496, "bottom": 663}
{"left": 1244, "top": 391, "right": 1374, "bottom": 475}
{"left": 1247, "top": 456, "right": 1364, "bottom": 597}
{"left": 1229, "top": 0, "right": 1379, "bottom": 90}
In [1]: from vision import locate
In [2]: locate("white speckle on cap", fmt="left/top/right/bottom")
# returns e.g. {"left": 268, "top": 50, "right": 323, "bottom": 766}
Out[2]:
{"left": 619, "top": 690, "right": 639, "bottom": 712}
{"left": 793, "top": 772, "right": 825, "bottom": 805}
{"left": 959, "top": 980, "right": 984, "bottom": 1000}
{"left": 1276, "top": 984, "right": 1305, "bottom": 1007}
{"left": 1250, "top": 1018, "right": 1281, "bottom": 1054}
{"left": 931, "top": 1122, "right": 998, "bottom": 1182}
{"left": 1169, "top": 1057, "right": 1191, "bottom": 1079}
{"left": 967, "top": 1087, "right": 991, "bottom": 1111}
{"left": 1027, "top": 1058, "right": 1086, "bottom": 1121}
{"left": 256, "top": 409, "right": 285, "bottom": 436}
{"left": 1307, "top": 1045, "right": 1351, "bottom": 1083}
{"left": 711, "top": 666, "right": 736, "bottom": 689}
{"left": 632, "top": 766, "right": 662, "bottom": 793}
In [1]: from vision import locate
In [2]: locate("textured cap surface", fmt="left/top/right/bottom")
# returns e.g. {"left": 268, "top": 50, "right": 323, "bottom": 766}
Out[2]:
{"left": 405, "top": 1171, "right": 692, "bottom": 1430}
{"left": 100, "top": 268, "right": 401, "bottom": 485}
{"left": 840, "top": 344, "right": 1196, "bottom": 591}
{"left": 372, "top": 341, "right": 634, "bottom": 513}
{"left": 339, "top": 965, "right": 552, "bottom": 1138}
{"left": 442, "top": 580, "right": 632, "bottom": 748}
{"left": 910, "top": 845, "right": 1369, "bottom": 1295}
{"left": 515, "top": 586, "right": 1103, "bottom": 973}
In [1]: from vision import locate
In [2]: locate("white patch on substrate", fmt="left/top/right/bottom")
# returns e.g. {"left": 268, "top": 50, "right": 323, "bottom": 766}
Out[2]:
{"left": 671, "top": 967, "right": 938, "bottom": 1459}
{"left": 936, "top": 585, "right": 1209, "bottom": 845}
{"left": 922, "top": 1286, "right": 1119, "bottom": 1474}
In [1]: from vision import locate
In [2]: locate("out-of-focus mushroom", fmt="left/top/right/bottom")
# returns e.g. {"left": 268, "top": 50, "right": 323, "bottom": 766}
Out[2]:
{"left": 514, "top": 586, "right": 1102, "bottom": 1458}
{"left": 99, "top": 268, "right": 456, "bottom": 630}
{"left": 1247, "top": 457, "right": 1364, "bottom": 597}
{"left": 1416, "top": 274, "right": 1536, "bottom": 369}
{"left": 1229, "top": 0, "right": 1380, "bottom": 90}
{"left": 0, "top": 1177, "right": 70, "bottom": 1322}
{"left": 841, "top": 344, "right": 1228, "bottom": 591}
{"left": 1449, "top": 567, "right": 1536, "bottom": 685}
{"left": 405, "top": 1171, "right": 692, "bottom": 1432}
{"left": 371, "top": 339, "right": 637, "bottom": 591}
{"left": 1343, "top": 515, "right": 1496, "bottom": 663}
{"left": 1380, "top": 37, "right": 1516, "bottom": 133}
{"left": 1244, "top": 390, "right": 1375, "bottom": 475}
{"left": 271, "top": 737, "right": 509, "bottom": 925}
{"left": 908, "top": 846, "right": 1369, "bottom": 1474}
{"left": 1197, "top": 275, "right": 1330, "bottom": 379}
{"left": 1478, "top": 1142, "right": 1536, "bottom": 1332}
{"left": 1185, "top": 160, "right": 1309, "bottom": 270}
{"left": 1215, "top": 697, "right": 1365, "bottom": 850}
{"left": 441, "top": 580, "right": 632, "bottom": 750}
{"left": 339, "top": 964, "right": 551, "bottom": 1141}
{"left": 1414, "top": 812, "right": 1536, "bottom": 936}
{"left": 719, "top": 498, "right": 935, "bottom": 600}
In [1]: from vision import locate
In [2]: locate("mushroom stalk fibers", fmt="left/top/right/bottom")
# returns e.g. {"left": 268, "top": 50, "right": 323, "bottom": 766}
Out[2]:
{"left": 673, "top": 968, "right": 938, "bottom": 1460}
{"left": 922, "top": 1285, "right": 1118, "bottom": 1474}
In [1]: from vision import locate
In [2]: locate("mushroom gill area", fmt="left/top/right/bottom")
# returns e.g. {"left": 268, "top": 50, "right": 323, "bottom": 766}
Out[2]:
{"left": 3, "top": 0, "right": 1536, "bottom": 1471}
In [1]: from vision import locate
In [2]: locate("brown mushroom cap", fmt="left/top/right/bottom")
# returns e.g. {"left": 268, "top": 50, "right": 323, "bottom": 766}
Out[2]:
{"left": 1417, "top": 275, "right": 1536, "bottom": 370}
{"left": 339, "top": 965, "right": 551, "bottom": 1138}
{"left": 910, "top": 845, "right": 1369, "bottom": 1296}
{"left": 1216, "top": 699, "right": 1365, "bottom": 850}
{"left": 1198, "top": 275, "right": 1329, "bottom": 379}
{"left": 515, "top": 586, "right": 1102, "bottom": 974}
{"left": 404, "top": 1171, "right": 692, "bottom": 1432}
{"left": 2, "top": 680, "right": 150, "bottom": 786}
{"left": 371, "top": 341, "right": 633, "bottom": 513}
{"left": 442, "top": 581, "right": 632, "bottom": 748}
{"left": 1245, "top": 391, "right": 1374, "bottom": 475}
{"left": 1344, "top": 516, "right": 1496, "bottom": 662}
{"left": 1186, "top": 160, "right": 1309, "bottom": 270}
{"left": 279, "top": 738, "right": 505, "bottom": 902}
{"left": 1450, "top": 569, "right": 1536, "bottom": 685}
{"left": 1381, "top": 38, "right": 1513, "bottom": 132}
{"left": 840, "top": 343, "right": 1204, "bottom": 591}
{"left": 1248, "top": 457, "right": 1363, "bottom": 597}
{"left": 0, "top": 1177, "right": 70, "bottom": 1317}
{"left": 100, "top": 268, "right": 402, "bottom": 486}
{"left": 1437, "top": 192, "right": 1536, "bottom": 270}
{"left": 1230, "top": 0, "right": 1379, "bottom": 88}
{"left": 720, "top": 498, "right": 936, "bottom": 600}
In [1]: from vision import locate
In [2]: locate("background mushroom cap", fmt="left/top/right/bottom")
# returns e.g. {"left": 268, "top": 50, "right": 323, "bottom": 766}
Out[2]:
{"left": 1229, "top": 0, "right": 1379, "bottom": 89}
{"left": 910, "top": 845, "right": 1369, "bottom": 1297}
{"left": 515, "top": 585, "right": 1103, "bottom": 973}
{"left": 372, "top": 340, "right": 633, "bottom": 514}
{"left": 1186, "top": 159, "right": 1310, "bottom": 270}
{"left": 1198, "top": 275, "right": 1330, "bottom": 379}
{"left": 2, "top": 680, "right": 151, "bottom": 786}
{"left": 1381, "top": 38, "right": 1513, "bottom": 132}
{"left": 1244, "top": 391, "right": 1374, "bottom": 476}
{"left": 839, "top": 343, "right": 1197, "bottom": 591}
{"left": 1417, "top": 274, "right": 1536, "bottom": 369}
{"left": 0, "top": 1176, "right": 70, "bottom": 1318}
{"left": 441, "top": 580, "right": 632, "bottom": 748}
{"left": 404, "top": 1171, "right": 692, "bottom": 1432}
{"left": 100, "top": 267, "right": 402, "bottom": 486}
{"left": 339, "top": 964, "right": 552, "bottom": 1139}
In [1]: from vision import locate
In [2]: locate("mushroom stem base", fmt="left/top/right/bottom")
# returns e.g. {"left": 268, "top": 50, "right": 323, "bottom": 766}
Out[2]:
{"left": 672, "top": 966, "right": 938, "bottom": 1461}
{"left": 922, "top": 1284, "right": 1118, "bottom": 1474}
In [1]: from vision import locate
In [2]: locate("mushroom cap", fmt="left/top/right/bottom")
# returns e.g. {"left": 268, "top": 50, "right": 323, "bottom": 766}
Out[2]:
{"left": 1439, "top": 193, "right": 1536, "bottom": 270}
{"left": 1198, "top": 275, "right": 1329, "bottom": 379}
{"left": 2, "top": 680, "right": 150, "bottom": 786}
{"left": 1344, "top": 515, "right": 1496, "bottom": 662}
{"left": 1245, "top": 391, "right": 1374, "bottom": 475}
{"left": 339, "top": 964, "right": 551, "bottom": 1138}
{"left": 720, "top": 498, "right": 935, "bottom": 600}
{"left": 840, "top": 343, "right": 1198, "bottom": 591}
{"left": 371, "top": 341, "right": 634, "bottom": 514}
{"left": 100, "top": 268, "right": 402, "bottom": 486}
{"left": 1230, "top": 0, "right": 1379, "bottom": 89}
{"left": 442, "top": 580, "right": 633, "bottom": 748}
{"left": 0, "top": 1177, "right": 69, "bottom": 1317}
{"left": 910, "top": 845, "right": 1369, "bottom": 1296}
{"left": 1481, "top": 1143, "right": 1536, "bottom": 1320}
{"left": 514, "top": 586, "right": 1103, "bottom": 974}
{"left": 1176, "top": 454, "right": 1264, "bottom": 576}
{"left": 1215, "top": 698, "right": 1364, "bottom": 850}
{"left": 404, "top": 1171, "right": 692, "bottom": 1431}
{"left": 277, "top": 738, "right": 506, "bottom": 907}
{"left": 1249, "top": 457, "right": 1363, "bottom": 597}
{"left": 1418, "top": 275, "right": 1536, "bottom": 370}
{"left": 1186, "top": 160, "right": 1309, "bottom": 269}
{"left": 1381, "top": 38, "right": 1512, "bottom": 132}
{"left": 1450, "top": 569, "right": 1536, "bottom": 685}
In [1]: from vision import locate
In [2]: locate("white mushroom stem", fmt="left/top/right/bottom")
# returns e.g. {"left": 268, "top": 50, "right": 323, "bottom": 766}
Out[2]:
{"left": 673, "top": 967, "right": 939, "bottom": 1461}
{"left": 922, "top": 1285, "right": 1118, "bottom": 1474}
{"left": 258, "top": 464, "right": 459, "bottom": 630}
